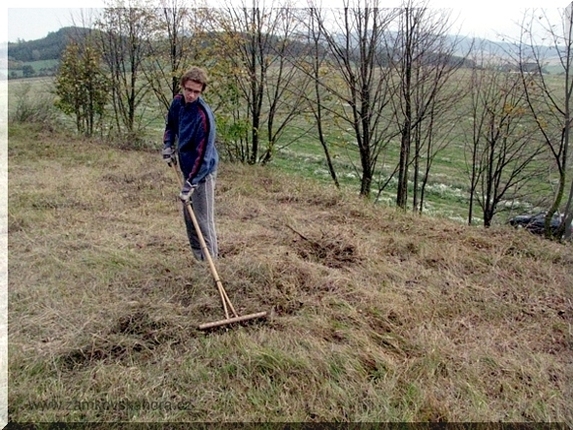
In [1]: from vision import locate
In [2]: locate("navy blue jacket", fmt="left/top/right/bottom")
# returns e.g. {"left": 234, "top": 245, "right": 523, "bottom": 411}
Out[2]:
{"left": 163, "top": 94, "right": 218, "bottom": 185}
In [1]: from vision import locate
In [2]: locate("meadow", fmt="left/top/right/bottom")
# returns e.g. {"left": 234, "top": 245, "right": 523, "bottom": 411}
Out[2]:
{"left": 7, "top": 107, "right": 573, "bottom": 424}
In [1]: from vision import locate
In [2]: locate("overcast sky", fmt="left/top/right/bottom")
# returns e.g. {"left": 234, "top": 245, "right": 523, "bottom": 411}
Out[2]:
{"left": 2, "top": 0, "right": 569, "bottom": 44}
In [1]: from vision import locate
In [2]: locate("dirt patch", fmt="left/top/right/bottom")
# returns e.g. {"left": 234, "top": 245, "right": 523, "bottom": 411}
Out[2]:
{"left": 287, "top": 225, "right": 360, "bottom": 269}
{"left": 58, "top": 310, "right": 181, "bottom": 370}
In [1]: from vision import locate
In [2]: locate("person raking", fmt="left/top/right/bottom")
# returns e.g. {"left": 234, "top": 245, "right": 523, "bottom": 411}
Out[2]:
{"left": 162, "top": 67, "right": 219, "bottom": 261}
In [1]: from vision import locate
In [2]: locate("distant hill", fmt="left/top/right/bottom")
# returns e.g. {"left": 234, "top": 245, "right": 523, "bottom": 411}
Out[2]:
{"left": 5, "top": 26, "right": 495, "bottom": 68}
{"left": 7, "top": 26, "right": 93, "bottom": 62}
{"left": 5, "top": 25, "right": 562, "bottom": 74}
{"left": 451, "top": 34, "right": 563, "bottom": 69}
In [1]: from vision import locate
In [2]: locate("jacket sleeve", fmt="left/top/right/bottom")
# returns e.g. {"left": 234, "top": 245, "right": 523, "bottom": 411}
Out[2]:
{"left": 163, "top": 96, "right": 180, "bottom": 146}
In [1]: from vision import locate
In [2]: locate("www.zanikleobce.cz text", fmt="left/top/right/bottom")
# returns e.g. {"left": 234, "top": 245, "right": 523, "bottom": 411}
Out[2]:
{"left": 27, "top": 399, "right": 192, "bottom": 411}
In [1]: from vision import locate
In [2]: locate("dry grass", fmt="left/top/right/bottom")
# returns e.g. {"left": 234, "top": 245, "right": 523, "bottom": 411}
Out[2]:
{"left": 8, "top": 125, "right": 573, "bottom": 423}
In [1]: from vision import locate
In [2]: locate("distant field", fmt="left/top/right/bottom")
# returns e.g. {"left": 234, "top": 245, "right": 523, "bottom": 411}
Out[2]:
{"left": 8, "top": 59, "right": 59, "bottom": 78}
{"left": 7, "top": 77, "right": 55, "bottom": 103}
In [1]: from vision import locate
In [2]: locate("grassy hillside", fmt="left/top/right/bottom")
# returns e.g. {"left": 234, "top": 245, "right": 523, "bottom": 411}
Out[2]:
{"left": 7, "top": 124, "right": 573, "bottom": 423}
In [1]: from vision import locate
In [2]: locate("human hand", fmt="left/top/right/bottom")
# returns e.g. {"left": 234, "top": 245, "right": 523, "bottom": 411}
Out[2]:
{"left": 179, "top": 179, "right": 196, "bottom": 203}
{"left": 162, "top": 144, "right": 177, "bottom": 167}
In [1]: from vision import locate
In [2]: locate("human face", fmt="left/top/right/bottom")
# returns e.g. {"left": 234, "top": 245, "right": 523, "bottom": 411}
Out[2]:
{"left": 182, "top": 80, "right": 202, "bottom": 104}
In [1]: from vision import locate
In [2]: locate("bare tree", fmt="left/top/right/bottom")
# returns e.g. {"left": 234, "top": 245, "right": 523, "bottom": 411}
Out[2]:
{"left": 390, "top": 0, "right": 464, "bottom": 210}
{"left": 210, "top": 0, "right": 309, "bottom": 164}
{"left": 465, "top": 50, "right": 546, "bottom": 227}
{"left": 307, "top": 1, "right": 399, "bottom": 197}
{"left": 516, "top": 5, "right": 573, "bottom": 239}
{"left": 299, "top": 8, "right": 340, "bottom": 188}
{"left": 143, "top": 0, "right": 192, "bottom": 111}
{"left": 95, "top": 0, "right": 155, "bottom": 140}
{"left": 142, "top": 0, "right": 215, "bottom": 112}
{"left": 413, "top": 82, "right": 466, "bottom": 215}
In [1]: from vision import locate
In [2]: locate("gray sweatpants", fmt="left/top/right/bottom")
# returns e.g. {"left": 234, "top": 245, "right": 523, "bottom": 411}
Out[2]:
{"left": 183, "top": 172, "right": 218, "bottom": 261}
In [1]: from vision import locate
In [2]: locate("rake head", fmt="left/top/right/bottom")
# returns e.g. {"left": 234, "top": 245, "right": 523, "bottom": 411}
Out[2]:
{"left": 198, "top": 311, "right": 268, "bottom": 330}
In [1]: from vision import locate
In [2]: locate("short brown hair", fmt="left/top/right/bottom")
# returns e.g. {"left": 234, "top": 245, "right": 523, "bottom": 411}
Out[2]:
{"left": 180, "top": 67, "right": 208, "bottom": 91}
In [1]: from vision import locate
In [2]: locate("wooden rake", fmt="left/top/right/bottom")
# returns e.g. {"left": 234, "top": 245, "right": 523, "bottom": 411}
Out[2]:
{"left": 171, "top": 164, "right": 267, "bottom": 330}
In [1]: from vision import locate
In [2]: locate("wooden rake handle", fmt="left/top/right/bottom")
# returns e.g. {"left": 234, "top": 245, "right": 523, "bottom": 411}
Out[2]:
{"left": 171, "top": 164, "right": 238, "bottom": 319}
